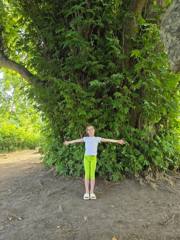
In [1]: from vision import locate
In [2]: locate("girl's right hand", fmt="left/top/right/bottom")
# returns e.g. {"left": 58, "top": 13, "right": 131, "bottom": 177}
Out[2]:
{"left": 63, "top": 141, "right": 69, "bottom": 145}
{"left": 117, "top": 139, "right": 125, "bottom": 145}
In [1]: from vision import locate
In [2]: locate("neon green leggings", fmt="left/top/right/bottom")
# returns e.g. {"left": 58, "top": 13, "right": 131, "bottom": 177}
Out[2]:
{"left": 83, "top": 155, "right": 97, "bottom": 180}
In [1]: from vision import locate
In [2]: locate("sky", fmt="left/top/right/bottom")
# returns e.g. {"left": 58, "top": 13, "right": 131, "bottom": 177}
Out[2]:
{"left": 0, "top": 71, "right": 14, "bottom": 97}
{"left": 0, "top": 72, "right": 4, "bottom": 80}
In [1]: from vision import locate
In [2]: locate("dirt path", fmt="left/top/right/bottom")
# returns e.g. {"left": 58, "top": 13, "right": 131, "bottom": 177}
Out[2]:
{"left": 0, "top": 150, "right": 180, "bottom": 240}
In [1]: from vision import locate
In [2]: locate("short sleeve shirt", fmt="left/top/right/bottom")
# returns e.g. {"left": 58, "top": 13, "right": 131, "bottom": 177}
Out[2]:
{"left": 83, "top": 136, "right": 101, "bottom": 156}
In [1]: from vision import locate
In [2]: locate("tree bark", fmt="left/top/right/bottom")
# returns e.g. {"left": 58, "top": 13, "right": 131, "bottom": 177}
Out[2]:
{"left": 160, "top": 0, "right": 180, "bottom": 72}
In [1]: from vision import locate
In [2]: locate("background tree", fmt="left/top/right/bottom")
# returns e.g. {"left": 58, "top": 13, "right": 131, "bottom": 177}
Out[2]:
{"left": 0, "top": 70, "right": 42, "bottom": 151}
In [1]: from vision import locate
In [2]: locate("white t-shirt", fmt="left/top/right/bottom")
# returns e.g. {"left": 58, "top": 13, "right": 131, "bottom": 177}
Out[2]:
{"left": 83, "top": 136, "right": 102, "bottom": 156}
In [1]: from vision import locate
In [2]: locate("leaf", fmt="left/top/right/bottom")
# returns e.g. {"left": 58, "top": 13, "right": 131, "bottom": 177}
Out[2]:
{"left": 89, "top": 80, "right": 104, "bottom": 88}
{"left": 131, "top": 49, "right": 141, "bottom": 58}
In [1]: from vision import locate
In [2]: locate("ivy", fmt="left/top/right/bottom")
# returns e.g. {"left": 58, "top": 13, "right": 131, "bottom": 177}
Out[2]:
{"left": 0, "top": 0, "right": 179, "bottom": 180}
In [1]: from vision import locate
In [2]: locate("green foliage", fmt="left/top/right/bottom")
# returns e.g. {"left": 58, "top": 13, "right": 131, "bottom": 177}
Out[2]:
{"left": 0, "top": 1, "right": 179, "bottom": 180}
{"left": 0, "top": 70, "right": 43, "bottom": 152}
{"left": 0, "top": 121, "right": 40, "bottom": 151}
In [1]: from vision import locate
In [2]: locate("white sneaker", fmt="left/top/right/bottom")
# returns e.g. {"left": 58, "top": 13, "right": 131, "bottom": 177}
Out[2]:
{"left": 90, "top": 192, "right": 96, "bottom": 200}
{"left": 83, "top": 193, "right": 90, "bottom": 200}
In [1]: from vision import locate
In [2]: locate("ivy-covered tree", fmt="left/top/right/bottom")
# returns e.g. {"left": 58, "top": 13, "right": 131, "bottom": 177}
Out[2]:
{"left": 0, "top": 0, "right": 179, "bottom": 180}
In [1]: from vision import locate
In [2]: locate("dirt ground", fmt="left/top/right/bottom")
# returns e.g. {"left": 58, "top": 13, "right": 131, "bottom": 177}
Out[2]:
{"left": 0, "top": 150, "right": 180, "bottom": 240}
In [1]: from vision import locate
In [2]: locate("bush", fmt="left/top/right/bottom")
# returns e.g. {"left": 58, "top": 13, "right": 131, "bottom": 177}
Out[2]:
{"left": 0, "top": 121, "right": 41, "bottom": 152}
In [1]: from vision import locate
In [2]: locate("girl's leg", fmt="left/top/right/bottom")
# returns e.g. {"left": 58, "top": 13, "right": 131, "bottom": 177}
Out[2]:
{"left": 90, "top": 179, "right": 95, "bottom": 193}
{"left": 90, "top": 156, "right": 97, "bottom": 193}
{"left": 84, "top": 179, "right": 90, "bottom": 193}
{"left": 84, "top": 156, "right": 90, "bottom": 193}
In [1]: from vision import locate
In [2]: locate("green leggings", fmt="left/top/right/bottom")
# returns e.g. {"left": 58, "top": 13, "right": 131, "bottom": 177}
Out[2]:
{"left": 83, "top": 155, "right": 97, "bottom": 180}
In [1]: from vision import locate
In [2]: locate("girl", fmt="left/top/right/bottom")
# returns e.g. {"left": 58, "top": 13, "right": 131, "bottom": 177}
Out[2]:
{"left": 63, "top": 125, "right": 125, "bottom": 200}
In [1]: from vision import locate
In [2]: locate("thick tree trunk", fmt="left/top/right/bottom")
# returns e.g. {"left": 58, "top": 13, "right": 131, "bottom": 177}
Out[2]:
{"left": 123, "top": 0, "right": 147, "bottom": 64}
{"left": 122, "top": 0, "right": 147, "bottom": 129}
{"left": 160, "top": 0, "right": 180, "bottom": 72}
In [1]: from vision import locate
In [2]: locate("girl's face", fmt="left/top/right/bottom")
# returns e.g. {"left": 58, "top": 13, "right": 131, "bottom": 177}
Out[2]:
{"left": 86, "top": 126, "right": 95, "bottom": 136}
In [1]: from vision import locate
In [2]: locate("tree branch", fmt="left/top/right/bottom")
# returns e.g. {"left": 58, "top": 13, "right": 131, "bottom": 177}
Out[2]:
{"left": 0, "top": 52, "right": 44, "bottom": 86}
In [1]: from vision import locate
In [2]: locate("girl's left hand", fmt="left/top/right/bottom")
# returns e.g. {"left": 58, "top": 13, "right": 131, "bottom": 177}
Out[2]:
{"left": 117, "top": 139, "right": 125, "bottom": 144}
{"left": 63, "top": 140, "right": 69, "bottom": 145}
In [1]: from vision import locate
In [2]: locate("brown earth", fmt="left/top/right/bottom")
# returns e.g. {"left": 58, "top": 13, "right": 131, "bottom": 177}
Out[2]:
{"left": 0, "top": 150, "right": 180, "bottom": 240}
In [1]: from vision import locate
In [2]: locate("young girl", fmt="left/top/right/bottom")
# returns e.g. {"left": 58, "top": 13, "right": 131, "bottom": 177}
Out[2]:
{"left": 63, "top": 125, "right": 125, "bottom": 200}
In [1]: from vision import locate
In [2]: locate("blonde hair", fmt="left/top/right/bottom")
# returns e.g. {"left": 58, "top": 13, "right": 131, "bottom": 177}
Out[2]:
{"left": 85, "top": 125, "right": 95, "bottom": 135}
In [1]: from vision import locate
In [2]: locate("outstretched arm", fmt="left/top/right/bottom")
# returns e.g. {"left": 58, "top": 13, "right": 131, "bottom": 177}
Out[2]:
{"left": 64, "top": 138, "right": 84, "bottom": 145}
{"left": 101, "top": 138, "right": 125, "bottom": 144}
